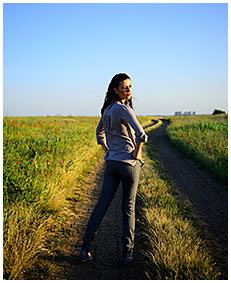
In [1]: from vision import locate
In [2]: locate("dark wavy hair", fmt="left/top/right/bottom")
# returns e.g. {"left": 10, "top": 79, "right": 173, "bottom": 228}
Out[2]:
{"left": 101, "top": 73, "right": 133, "bottom": 115}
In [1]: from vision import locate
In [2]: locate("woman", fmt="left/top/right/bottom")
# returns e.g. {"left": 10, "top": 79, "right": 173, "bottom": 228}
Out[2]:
{"left": 79, "top": 73, "right": 148, "bottom": 264}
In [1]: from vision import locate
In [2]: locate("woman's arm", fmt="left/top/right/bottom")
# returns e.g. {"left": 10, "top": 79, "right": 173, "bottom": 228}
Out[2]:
{"left": 96, "top": 117, "right": 107, "bottom": 145}
{"left": 101, "top": 143, "right": 108, "bottom": 153}
{"left": 120, "top": 105, "right": 148, "bottom": 145}
{"left": 132, "top": 142, "right": 143, "bottom": 161}
{"left": 96, "top": 118, "right": 109, "bottom": 153}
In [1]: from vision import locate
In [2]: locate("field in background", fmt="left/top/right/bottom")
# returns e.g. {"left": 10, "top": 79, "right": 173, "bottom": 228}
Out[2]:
{"left": 165, "top": 115, "right": 228, "bottom": 185}
{"left": 3, "top": 115, "right": 227, "bottom": 279}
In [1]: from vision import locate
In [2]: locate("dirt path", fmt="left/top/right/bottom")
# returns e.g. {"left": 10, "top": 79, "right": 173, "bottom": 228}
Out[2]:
{"left": 150, "top": 120, "right": 228, "bottom": 277}
{"left": 50, "top": 157, "right": 148, "bottom": 280}
{"left": 50, "top": 119, "right": 228, "bottom": 279}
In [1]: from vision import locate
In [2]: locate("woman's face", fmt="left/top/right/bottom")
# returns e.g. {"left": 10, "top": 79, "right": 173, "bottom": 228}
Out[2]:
{"left": 114, "top": 79, "right": 133, "bottom": 103}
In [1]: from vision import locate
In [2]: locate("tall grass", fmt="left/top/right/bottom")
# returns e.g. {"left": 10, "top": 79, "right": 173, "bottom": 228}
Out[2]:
{"left": 3, "top": 116, "right": 102, "bottom": 279}
{"left": 165, "top": 115, "right": 228, "bottom": 184}
{"left": 136, "top": 120, "right": 222, "bottom": 279}
{"left": 3, "top": 115, "right": 225, "bottom": 279}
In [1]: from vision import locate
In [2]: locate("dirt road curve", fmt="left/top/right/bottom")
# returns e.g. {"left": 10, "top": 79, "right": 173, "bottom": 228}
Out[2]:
{"left": 51, "top": 120, "right": 228, "bottom": 279}
{"left": 150, "top": 120, "right": 228, "bottom": 276}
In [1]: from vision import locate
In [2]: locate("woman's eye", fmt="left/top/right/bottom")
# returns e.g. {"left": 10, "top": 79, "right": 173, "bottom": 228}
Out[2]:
{"left": 122, "top": 86, "right": 132, "bottom": 89}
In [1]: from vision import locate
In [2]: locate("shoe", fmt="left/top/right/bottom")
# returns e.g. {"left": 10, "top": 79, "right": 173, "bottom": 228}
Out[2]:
{"left": 79, "top": 249, "right": 93, "bottom": 263}
{"left": 122, "top": 255, "right": 134, "bottom": 265}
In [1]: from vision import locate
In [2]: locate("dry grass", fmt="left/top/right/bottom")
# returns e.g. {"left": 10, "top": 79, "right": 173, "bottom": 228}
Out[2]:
{"left": 4, "top": 204, "right": 49, "bottom": 279}
{"left": 4, "top": 137, "right": 103, "bottom": 279}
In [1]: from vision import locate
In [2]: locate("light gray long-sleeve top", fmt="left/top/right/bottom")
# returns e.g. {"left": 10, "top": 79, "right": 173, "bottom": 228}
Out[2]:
{"left": 96, "top": 101, "right": 148, "bottom": 166}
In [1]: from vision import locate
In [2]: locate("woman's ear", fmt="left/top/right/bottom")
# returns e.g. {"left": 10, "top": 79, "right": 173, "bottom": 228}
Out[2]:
{"left": 114, "top": 87, "right": 118, "bottom": 94}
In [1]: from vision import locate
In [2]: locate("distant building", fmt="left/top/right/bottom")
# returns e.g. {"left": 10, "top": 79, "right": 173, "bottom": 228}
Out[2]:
{"left": 174, "top": 111, "right": 196, "bottom": 116}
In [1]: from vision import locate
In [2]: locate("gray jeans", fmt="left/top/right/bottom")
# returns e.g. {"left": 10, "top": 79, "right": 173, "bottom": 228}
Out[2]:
{"left": 81, "top": 160, "right": 141, "bottom": 256}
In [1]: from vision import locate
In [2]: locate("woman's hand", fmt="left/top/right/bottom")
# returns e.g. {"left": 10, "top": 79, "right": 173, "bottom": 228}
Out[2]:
{"left": 132, "top": 149, "right": 142, "bottom": 161}
{"left": 132, "top": 142, "right": 143, "bottom": 161}
{"left": 101, "top": 143, "right": 109, "bottom": 153}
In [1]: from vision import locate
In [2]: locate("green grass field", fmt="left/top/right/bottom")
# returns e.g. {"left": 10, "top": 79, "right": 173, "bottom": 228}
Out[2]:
{"left": 3, "top": 115, "right": 227, "bottom": 279}
{"left": 165, "top": 115, "right": 228, "bottom": 185}
{"left": 3, "top": 116, "right": 102, "bottom": 279}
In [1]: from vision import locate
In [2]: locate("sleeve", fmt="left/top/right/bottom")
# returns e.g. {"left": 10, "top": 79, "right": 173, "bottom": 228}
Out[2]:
{"left": 120, "top": 105, "right": 148, "bottom": 144}
{"left": 96, "top": 117, "right": 107, "bottom": 145}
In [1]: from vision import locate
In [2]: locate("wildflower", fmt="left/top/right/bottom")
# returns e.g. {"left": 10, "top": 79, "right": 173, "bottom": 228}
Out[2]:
{"left": 9, "top": 185, "right": 11, "bottom": 188}
{"left": 16, "top": 162, "right": 20, "bottom": 165}
{"left": 47, "top": 160, "right": 50, "bottom": 163}
{"left": 4, "top": 155, "right": 7, "bottom": 159}
{"left": 189, "top": 142, "right": 192, "bottom": 145}
{"left": 51, "top": 146, "right": 53, "bottom": 149}
{"left": 35, "top": 132, "right": 38, "bottom": 135}
{"left": 209, "top": 150, "right": 212, "bottom": 153}
{"left": 45, "top": 148, "right": 48, "bottom": 152}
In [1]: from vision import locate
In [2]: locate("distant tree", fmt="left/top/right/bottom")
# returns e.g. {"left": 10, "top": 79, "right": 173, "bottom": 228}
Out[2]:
{"left": 212, "top": 109, "right": 226, "bottom": 115}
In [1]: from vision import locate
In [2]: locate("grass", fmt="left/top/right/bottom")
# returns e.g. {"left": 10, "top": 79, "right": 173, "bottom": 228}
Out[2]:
{"left": 3, "top": 116, "right": 103, "bottom": 279}
{"left": 136, "top": 121, "right": 222, "bottom": 279}
{"left": 165, "top": 115, "right": 228, "bottom": 185}
{"left": 3, "top": 115, "right": 226, "bottom": 279}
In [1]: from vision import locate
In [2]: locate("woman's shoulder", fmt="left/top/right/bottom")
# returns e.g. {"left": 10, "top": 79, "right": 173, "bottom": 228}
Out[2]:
{"left": 112, "top": 101, "right": 131, "bottom": 112}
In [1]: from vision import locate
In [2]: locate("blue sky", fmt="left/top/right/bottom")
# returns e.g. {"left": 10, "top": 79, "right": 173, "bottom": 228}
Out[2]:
{"left": 3, "top": 3, "right": 228, "bottom": 116}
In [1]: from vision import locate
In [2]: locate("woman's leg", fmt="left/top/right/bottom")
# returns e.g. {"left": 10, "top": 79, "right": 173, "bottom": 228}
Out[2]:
{"left": 81, "top": 161, "right": 121, "bottom": 252}
{"left": 120, "top": 161, "right": 141, "bottom": 256}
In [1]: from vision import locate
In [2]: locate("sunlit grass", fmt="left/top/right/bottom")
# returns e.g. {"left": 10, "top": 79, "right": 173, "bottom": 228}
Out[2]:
{"left": 165, "top": 115, "right": 228, "bottom": 184}
{"left": 3, "top": 115, "right": 225, "bottom": 279}
{"left": 3, "top": 116, "right": 103, "bottom": 279}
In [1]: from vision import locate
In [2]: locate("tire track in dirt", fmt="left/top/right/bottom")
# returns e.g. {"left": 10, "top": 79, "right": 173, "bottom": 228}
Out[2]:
{"left": 150, "top": 120, "right": 228, "bottom": 278}
{"left": 51, "top": 156, "right": 148, "bottom": 280}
